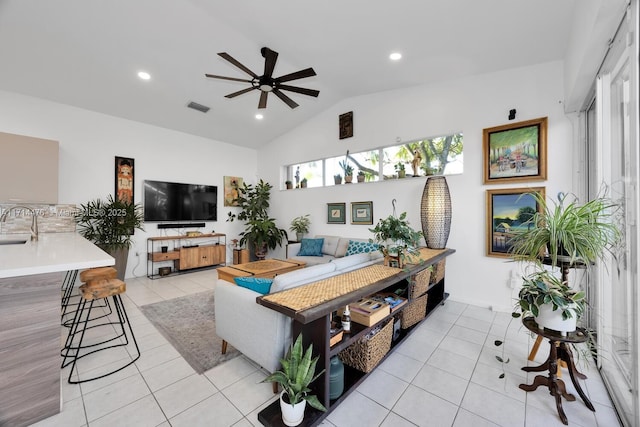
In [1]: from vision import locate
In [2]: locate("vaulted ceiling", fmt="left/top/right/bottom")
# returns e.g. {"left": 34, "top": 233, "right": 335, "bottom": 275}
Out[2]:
{"left": 0, "top": 0, "right": 577, "bottom": 148}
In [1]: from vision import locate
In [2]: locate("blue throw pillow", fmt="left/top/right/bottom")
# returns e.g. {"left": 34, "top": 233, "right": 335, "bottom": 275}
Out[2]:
{"left": 233, "top": 277, "right": 273, "bottom": 295}
{"left": 345, "top": 240, "right": 379, "bottom": 256}
{"left": 297, "top": 238, "right": 325, "bottom": 256}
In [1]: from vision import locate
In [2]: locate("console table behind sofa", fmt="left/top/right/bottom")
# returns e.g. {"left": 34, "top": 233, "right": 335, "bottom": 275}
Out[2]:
{"left": 257, "top": 247, "right": 455, "bottom": 427}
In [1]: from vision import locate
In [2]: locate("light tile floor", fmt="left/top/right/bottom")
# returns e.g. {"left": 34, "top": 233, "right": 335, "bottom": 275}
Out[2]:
{"left": 33, "top": 269, "right": 622, "bottom": 427}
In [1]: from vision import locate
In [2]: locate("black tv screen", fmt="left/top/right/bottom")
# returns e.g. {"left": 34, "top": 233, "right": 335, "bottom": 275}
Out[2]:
{"left": 143, "top": 180, "right": 217, "bottom": 222}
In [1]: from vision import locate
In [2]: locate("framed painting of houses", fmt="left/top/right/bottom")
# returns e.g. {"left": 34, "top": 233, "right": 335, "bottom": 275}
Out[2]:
{"left": 486, "top": 187, "right": 545, "bottom": 257}
{"left": 483, "top": 117, "right": 547, "bottom": 184}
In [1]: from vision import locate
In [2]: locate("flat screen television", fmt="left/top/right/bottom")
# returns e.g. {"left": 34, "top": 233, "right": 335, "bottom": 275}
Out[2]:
{"left": 143, "top": 180, "right": 217, "bottom": 222}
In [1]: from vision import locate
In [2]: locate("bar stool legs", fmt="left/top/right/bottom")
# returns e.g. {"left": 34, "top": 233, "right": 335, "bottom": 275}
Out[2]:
{"left": 61, "top": 276, "right": 140, "bottom": 384}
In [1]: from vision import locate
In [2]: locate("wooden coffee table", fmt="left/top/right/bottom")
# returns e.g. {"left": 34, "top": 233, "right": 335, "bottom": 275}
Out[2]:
{"left": 217, "top": 259, "right": 306, "bottom": 283}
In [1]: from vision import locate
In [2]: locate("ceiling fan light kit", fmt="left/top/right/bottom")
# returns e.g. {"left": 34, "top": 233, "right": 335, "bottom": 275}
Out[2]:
{"left": 205, "top": 47, "right": 319, "bottom": 109}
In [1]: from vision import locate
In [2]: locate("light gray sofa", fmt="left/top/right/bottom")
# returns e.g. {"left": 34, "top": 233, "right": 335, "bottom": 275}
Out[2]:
{"left": 215, "top": 248, "right": 383, "bottom": 374}
{"left": 287, "top": 235, "right": 372, "bottom": 266}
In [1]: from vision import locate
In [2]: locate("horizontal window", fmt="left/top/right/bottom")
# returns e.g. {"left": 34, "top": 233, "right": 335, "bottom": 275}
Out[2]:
{"left": 284, "top": 132, "right": 463, "bottom": 189}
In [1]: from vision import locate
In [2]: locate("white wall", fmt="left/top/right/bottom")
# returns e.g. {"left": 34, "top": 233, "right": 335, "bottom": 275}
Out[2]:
{"left": 0, "top": 90, "right": 257, "bottom": 278}
{"left": 259, "top": 60, "right": 573, "bottom": 312}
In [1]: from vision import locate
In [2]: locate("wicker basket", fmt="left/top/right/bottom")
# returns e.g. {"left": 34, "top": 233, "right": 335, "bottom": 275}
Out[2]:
{"left": 430, "top": 259, "right": 446, "bottom": 284}
{"left": 410, "top": 269, "right": 431, "bottom": 299}
{"left": 339, "top": 319, "right": 393, "bottom": 373}
{"left": 400, "top": 293, "right": 428, "bottom": 329}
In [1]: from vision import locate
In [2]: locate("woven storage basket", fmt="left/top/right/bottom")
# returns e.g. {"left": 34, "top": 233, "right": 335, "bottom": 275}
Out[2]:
{"left": 410, "top": 269, "right": 431, "bottom": 299}
{"left": 400, "top": 293, "right": 428, "bottom": 329}
{"left": 339, "top": 319, "right": 393, "bottom": 373}
{"left": 430, "top": 259, "right": 446, "bottom": 284}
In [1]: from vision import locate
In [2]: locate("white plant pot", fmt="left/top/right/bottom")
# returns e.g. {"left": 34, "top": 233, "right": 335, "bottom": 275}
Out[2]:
{"left": 280, "top": 391, "right": 306, "bottom": 427}
{"left": 534, "top": 303, "right": 577, "bottom": 335}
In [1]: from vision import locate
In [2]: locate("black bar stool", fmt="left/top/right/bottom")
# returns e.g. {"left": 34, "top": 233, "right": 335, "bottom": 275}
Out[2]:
{"left": 61, "top": 276, "right": 140, "bottom": 384}
{"left": 61, "top": 267, "right": 116, "bottom": 327}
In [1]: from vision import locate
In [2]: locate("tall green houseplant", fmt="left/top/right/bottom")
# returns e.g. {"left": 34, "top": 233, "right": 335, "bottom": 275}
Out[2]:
{"left": 509, "top": 192, "right": 621, "bottom": 267}
{"left": 227, "top": 180, "right": 287, "bottom": 260}
{"left": 75, "top": 195, "right": 144, "bottom": 279}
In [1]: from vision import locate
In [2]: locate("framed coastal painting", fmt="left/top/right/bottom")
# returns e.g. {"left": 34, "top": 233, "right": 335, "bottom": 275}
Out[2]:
{"left": 327, "top": 202, "right": 346, "bottom": 224}
{"left": 483, "top": 117, "right": 547, "bottom": 184}
{"left": 351, "top": 201, "right": 373, "bottom": 225}
{"left": 486, "top": 187, "right": 545, "bottom": 258}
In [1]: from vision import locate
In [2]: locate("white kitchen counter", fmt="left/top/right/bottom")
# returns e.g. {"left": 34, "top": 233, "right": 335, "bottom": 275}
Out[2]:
{"left": 0, "top": 232, "right": 114, "bottom": 278}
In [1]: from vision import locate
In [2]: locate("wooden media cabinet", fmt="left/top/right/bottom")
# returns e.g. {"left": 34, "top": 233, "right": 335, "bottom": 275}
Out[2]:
{"left": 146, "top": 233, "right": 226, "bottom": 279}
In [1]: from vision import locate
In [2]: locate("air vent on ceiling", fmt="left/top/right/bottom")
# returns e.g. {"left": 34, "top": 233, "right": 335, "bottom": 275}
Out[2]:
{"left": 187, "top": 101, "right": 210, "bottom": 113}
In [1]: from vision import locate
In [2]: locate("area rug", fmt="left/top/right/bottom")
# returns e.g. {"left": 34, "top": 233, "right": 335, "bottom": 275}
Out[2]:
{"left": 140, "top": 291, "right": 240, "bottom": 374}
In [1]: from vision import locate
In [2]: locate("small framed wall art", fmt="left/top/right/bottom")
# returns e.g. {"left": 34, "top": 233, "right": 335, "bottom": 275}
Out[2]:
{"left": 327, "top": 202, "right": 346, "bottom": 224}
{"left": 482, "top": 117, "right": 547, "bottom": 184}
{"left": 223, "top": 176, "right": 243, "bottom": 206}
{"left": 351, "top": 201, "right": 373, "bottom": 225}
{"left": 486, "top": 187, "right": 545, "bottom": 258}
{"left": 339, "top": 111, "right": 353, "bottom": 140}
{"left": 115, "top": 156, "right": 134, "bottom": 203}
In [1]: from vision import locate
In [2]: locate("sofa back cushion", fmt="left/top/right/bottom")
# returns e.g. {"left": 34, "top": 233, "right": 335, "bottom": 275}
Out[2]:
{"left": 330, "top": 253, "right": 371, "bottom": 271}
{"left": 316, "top": 235, "right": 340, "bottom": 256}
{"left": 270, "top": 262, "right": 337, "bottom": 293}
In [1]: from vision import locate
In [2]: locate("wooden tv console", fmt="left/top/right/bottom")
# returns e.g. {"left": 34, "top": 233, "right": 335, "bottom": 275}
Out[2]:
{"left": 146, "top": 233, "right": 226, "bottom": 279}
{"left": 256, "top": 248, "right": 455, "bottom": 427}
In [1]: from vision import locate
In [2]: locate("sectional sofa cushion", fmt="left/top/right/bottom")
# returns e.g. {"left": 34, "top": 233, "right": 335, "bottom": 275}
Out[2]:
{"left": 234, "top": 277, "right": 273, "bottom": 295}
{"left": 330, "top": 252, "right": 371, "bottom": 270}
{"left": 297, "top": 238, "right": 325, "bottom": 256}
{"left": 316, "top": 235, "right": 340, "bottom": 256}
{"left": 345, "top": 240, "right": 379, "bottom": 256}
{"left": 270, "top": 262, "right": 337, "bottom": 293}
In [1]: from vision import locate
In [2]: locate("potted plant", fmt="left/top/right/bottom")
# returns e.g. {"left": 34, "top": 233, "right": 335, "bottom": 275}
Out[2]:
{"left": 262, "top": 334, "right": 327, "bottom": 426}
{"left": 285, "top": 180, "right": 293, "bottom": 190}
{"left": 517, "top": 269, "right": 586, "bottom": 334}
{"left": 369, "top": 211, "right": 423, "bottom": 268}
{"left": 333, "top": 173, "right": 342, "bottom": 185}
{"left": 339, "top": 160, "right": 354, "bottom": 183}
{"left": 75, "top": 195, "right": 144, "bottom": 280}
{"left": 290, "top": 214, "right": 311, "bottom": 242}
{"left": 300, "top": 177, "right": 308, "bottom": 188}
{"left": 509, "top": 192, "right": 621, "bottom": 268}
{"left": 227, "top": 180, "right": 288, "bottom": 260}
{"left": 394, "top": 162, "right": 406, "bottom": 178}
{"left": 357, "top": 170, "right": 365, "bottom": 183}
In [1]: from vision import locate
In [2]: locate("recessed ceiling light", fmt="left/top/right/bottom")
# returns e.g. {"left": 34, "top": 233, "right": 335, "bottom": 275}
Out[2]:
{"left": 389, "top": 52, "right": 402, "bottom": 61}
{"left": 255, "top": 114, "right": 264, "bottom": 120}
{"left": 137, "top": 71, "right": 151, "bottom": 80}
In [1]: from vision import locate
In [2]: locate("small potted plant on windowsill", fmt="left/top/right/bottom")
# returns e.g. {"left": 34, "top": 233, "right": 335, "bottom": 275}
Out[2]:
{"left": 333, "top": 174, "right": 342, "bottom": 185}
{"left": 290, "top": 214, "right": 311, "bottom": 242}
{"left": 357, "top": 170, "right": 365, "bottom": 183}
{"left": 339, "top": 160, "right": 354, "bottom": 183}
{"left": 285, "top": 180, "right": 293, "bottom": 190}
{"left": 262, "top": 334, "right": 326, "bottom": 426}
{"left": 300, "top": 178, "right": 308, "bottom": 188}
{"left": 395, "top": 163, "right": 406, "bottom": 178}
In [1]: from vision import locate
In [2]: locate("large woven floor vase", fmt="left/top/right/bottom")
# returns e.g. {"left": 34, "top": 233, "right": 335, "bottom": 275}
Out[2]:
{"left": 420, "top": 176, "right": 452, "bottom": 249}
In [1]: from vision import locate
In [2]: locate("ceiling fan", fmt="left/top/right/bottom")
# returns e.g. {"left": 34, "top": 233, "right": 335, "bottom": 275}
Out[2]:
{"left": 205, "top": 47, "right": 319, "bottom": 109}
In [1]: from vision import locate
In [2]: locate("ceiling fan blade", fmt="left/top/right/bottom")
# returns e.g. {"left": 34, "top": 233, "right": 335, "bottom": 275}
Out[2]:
{"left": 258, "top": 91, "right": 268, "bottom": 109}
{"left": 277, "top": 84, "right": 320, "bottom": 98}
{"left": 261, "top": 47, "right": 278, "bottom": 78}
{"left": 205, "top": 74, "right": 253, "bottom": 83}
{"left": 276, "top": 67, "right": 316, "bottom": 83}
{"left": 272, "top": 89, "right": 299, "bottom": 109}
{"left": 217, "top": 52, "right": 259, "bottom": 78}
{"left": 225, "top": 87, "right": 256, "bottom": 98}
